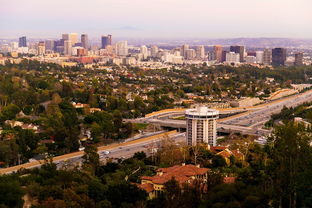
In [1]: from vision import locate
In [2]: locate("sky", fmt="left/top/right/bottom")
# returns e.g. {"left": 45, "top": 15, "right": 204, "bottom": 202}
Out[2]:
{"left": 1, "top": 0, "right": 311, "bottom": 39}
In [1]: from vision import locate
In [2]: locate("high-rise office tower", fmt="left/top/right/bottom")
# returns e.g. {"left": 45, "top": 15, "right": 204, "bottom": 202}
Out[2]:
{"left": 225, "top": 52, "right": 240, "bottom": 63}
{"left": 196, "top": 45, "right": 205, "bottom": 59}
{"left": 116, "top": 40, "right": 128, "bottom": 56}
{"left": 214, "top": 45, "right": 222, "bottom": 62}
{"left": 62, "top": 34, "right": 69, "bottom": 40}
{"left": 45, "top": 40, "right": 55, "bottom": 52}
{"left": 272, "top": 48, "right": 287, "bottom": 66}
{"left": 185, "top": 106, "right": 219, "bottom": 146}
{"left": 230, "top": 45, "right": 245, "bottom": 62}
{"left": 37, "top": 41, "right": 45, "bottom": 56}
{"left": 70, "top": 33, "right": 78, "bottom": 46}
{"left": 221, "top": 51, "right": 228, "bottom": 62}
{"left": 263, "top": 49, "right": 272, "bottom": 65}
{"left": 64, "top": 40, "right": 72, "bottom": 56}
{"left": 181, "top": 44, "right": 189, "bottom": 58}
{"left": 185, "top": 49, "right": 196, "bottom": 60}
{"left": 294, "top": 52, "right": 304, "bottom": 66}
{"left": 140, "top": 45, "right": 148, "bottom": 59}
{"left": 151, "top": 45, "right": 159, "bottom": 57}
{"left": 62, "top": 33, "right": 78, "bottom": 46}
{"left": 101, "top": 35, "right": 112, "bottom": 49}
{"left": 256, "top": 51, "right": 264, "bottom": 64}
{"left": 81, "top": 34, "right": 88, "bottom": 49}
{"left": 18, "top": 36, "right": 27, "bottom": 47}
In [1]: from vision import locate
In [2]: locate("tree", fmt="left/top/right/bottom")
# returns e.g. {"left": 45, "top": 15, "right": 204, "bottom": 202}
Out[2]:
{"left": 0, "top": 176, "right": 24, "bottom": 208}
{"left": 267, "top": 122, "right": 312, "bottom": 208}
{"left": 82, "top": 145, "right": 100, "bottom": 175}
{"left": 163, "top": 178, "right": 181, "bottom": 208}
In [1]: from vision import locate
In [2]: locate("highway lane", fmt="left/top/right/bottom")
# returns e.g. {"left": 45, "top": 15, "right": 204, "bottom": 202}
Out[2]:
{"left": 143, "top": 89, "right": 312, "bottom": 136}
{"left": 221, "top": 89, "right": 312, "bottom": 128}
{"left": 0, "top": 131, "right": 183, "bottom": 175}
{"left": 56, "top": 133, "right": 186, "bottom": 169}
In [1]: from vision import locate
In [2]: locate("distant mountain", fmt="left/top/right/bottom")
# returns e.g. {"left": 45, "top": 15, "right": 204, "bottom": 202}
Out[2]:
{"left": 118, "top": 37, "right": 312, "bottom": 48}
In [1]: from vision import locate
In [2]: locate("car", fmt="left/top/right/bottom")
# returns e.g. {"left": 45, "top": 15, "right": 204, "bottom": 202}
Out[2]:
{"left": 103, "top": 151, "right": 110, "bottom": 155}
{"left": 119, "top": 147, "right": 123, "bottom": 149}
{"left": 79, "top": 147, "right": 85, "bottom": 151}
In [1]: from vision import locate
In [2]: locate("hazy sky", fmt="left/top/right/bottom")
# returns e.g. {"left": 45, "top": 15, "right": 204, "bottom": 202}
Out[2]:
{"left": 1, "top": 0, "right": 311, "bottom": 39}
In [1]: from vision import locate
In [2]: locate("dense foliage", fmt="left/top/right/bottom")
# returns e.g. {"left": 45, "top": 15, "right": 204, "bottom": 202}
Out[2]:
{"left": 1, "top": 123, "right": 311, "bottom": 208}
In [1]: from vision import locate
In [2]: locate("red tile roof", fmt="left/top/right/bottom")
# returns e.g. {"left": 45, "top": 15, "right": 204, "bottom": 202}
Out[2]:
{"left": 211, "top": 146, "right": 227, "bottom": 152}
{"left": 142, "top": 164, "right": 209, "bottom": 185}
{"left": 137, "top": 183, "right": 154, "bottom": 193}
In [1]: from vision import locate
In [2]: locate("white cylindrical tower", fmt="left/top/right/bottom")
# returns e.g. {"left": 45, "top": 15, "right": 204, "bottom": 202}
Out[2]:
{"left": 185, "top": 106, "right": 219, "bottom": 146}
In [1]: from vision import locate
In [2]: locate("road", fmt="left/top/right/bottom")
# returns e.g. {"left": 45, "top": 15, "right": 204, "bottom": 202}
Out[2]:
{"left": 56, "top": 132, "right": 185, "bottom": 169}
{"left": 140, "top": 89, "right": 312, "bottom": 136}
{"left": 0, "top": 131, "right": 182, "bottom": 175}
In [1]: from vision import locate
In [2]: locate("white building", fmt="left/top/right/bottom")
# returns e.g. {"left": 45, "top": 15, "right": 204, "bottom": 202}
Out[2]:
{"left": 226, "top": 52, "right": 240, "bottom": 64}
{"left": 256, "top": 51, "right": 264, "bottom": 64}
{"left": 140, "top": 45, "right": 148, "bottom": 59}
{"left": 245, "top": 56, "right": 257, "bottom": 64}
{"left": 64, "top": 40, "right": 72, "bottom": 56}
{"left": 116, "top": 41, "right": 128, "bottom": 56}
{"left": 185, "top": 106, "right": 219, "bottom": 146}
{"left": 151, "top": 45, "right": 159, "bottom": 57}
{"left": 196, "top": 45, "right": 205, "bottom": 59}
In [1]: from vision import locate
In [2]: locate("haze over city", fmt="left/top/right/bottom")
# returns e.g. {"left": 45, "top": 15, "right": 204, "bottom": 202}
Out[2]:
{"left": 1, "top": 0, "right": 312, "bottom": 39}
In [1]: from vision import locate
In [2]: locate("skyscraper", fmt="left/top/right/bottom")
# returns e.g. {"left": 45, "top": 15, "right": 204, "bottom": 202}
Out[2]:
{"left": 151, "top": 45, "right": 159, "bottom": 57}
{"left": 101, "top": 35, "right": 112, "bottom": 49}
{"left": 185, "top": 49, "right": 196, "bottom": 60}
{"left": 256, "top": 51, "right": 264, "bottom": 64}
{"left": 196, "top": 45, "right": 205, "bottom": 59}
{"left": 225, "top": 52, "right": 240, "bottom": 63}
{"left": 18, "top": 36, "right": 27, "bottom": 47}
{"left": 62, "top": 33, "right": 78, "bottom": 46}
{"left": 81, "top": 34, "right": 89, "bottom": 49}
{"left": 45, "top": 40, "right": 54, "bottom": 52}
{"left": 181, "top": 44, "right": 189, "bottom": 59}
{"left": 64, "top": 40, "right": 72, "bottom": 56}
{"left": 37, "top": 41, "right": 45, "bottom": 56}
{"left": 272, "top": 48, "right": 287, "bottom": 66}
{"left": 294, "top": 52, "right": 304, "bottom": 66}
{"left": 185, "top": 106, "right": 219, "bottom": 146}
{"left": 213, "top": 45, "right": 222, "bottom": 62}
{"left": 221, "top": 51, "right": 228, "bottom": 62}
{"left": 140, "top": 45, "right": 148, "bottom": 59}
{"left": 62, "top": 34, "right": 69, "bottom": 40}
{"left": 263, "top": 49, "right": 272, "bottom": 65}
{"left": 230, "top": 45, "right": 245, "bottom": 62}
{"left": 116, "top": 41, "right": 128, "bottom": 56}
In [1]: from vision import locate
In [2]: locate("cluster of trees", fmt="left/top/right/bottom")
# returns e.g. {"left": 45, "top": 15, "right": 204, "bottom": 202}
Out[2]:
{"left": 266, "top": 102, "right": 312, "bottom": 127}
{"left": 0, "top": 122, "right": 312, "bottom": 207}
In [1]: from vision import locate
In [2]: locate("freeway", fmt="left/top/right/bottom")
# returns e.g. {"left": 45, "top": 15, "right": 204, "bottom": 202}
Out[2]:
{"left": 141, "top": 89, "right": 312, "bottom": 135}
{"left": 0, "top": 130, "right": 181, "bottom": 175}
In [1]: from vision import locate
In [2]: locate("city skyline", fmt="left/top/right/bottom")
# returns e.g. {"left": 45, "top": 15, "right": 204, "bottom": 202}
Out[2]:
{"left": 1, "top": 0, "right": 312, "bottom": 39}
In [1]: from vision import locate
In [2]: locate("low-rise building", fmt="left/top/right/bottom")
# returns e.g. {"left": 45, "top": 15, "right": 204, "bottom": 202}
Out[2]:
{"left": 138, "top": 164, "right": 209, "bottom": 198}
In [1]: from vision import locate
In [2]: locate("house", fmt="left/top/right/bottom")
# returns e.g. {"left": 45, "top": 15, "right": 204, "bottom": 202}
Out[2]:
{"left": 138, "top": 164, "right": 209, "bottom": 199}
{"left": 216, "top": 148, "right": 245, "bottom": 165}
